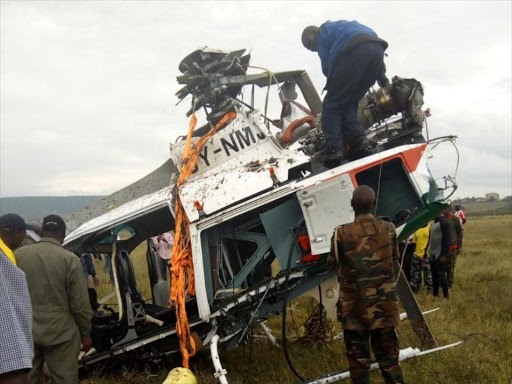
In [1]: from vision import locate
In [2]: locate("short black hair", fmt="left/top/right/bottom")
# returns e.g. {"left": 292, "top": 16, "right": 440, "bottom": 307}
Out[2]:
{"left": 0, "top": 213, "right": 27, "bottom": 232}
{"left": 42, "top": 214, "right": 66, "bottom": 233}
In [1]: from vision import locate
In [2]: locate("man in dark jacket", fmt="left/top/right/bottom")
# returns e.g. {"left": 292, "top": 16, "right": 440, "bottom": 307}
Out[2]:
{"left": 302, "top": 20, "right": 389, "bottom": 161}
{"left": 442, "top": 207, "right": 462, "bottom": 288}
{"left": 428, "top": 216, "right": 451, "bottom": 299}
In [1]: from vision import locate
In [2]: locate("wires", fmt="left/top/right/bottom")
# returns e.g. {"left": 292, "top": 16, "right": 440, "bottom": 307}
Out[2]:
{"left": 396, "top": 238, "right": 411, "bottom": 283}
{"left": 281, "top": 221, "right": 307, "bottom": 382}
{"left": 427, "top": 136, "right": 460, "bottom": 198}
{"left": 424, "top": 116, "right": 430, "bottom": 142}
{"left": 373, "top": 145, "right": 384, "bottom": 216}
{"left": 248, "top": 65, "right": 285, "bottom": 133}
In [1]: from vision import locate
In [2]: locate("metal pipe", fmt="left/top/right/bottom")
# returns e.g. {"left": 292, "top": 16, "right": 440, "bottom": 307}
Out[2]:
{"left": 302, "top": 342, "right": 461, "bottom": 384}
{"left": 400, "top": 307, "right": 440, "bottom": 321}
{"left": 258, "top": 321, "right": 279, "bottom": 347}
{"left": 210, "top": 335, "right": 228, "bottom": 384}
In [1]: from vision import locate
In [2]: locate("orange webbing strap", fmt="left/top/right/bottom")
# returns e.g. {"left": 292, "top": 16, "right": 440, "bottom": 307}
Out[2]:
{"left": 170, "top": 111, "right": 237, "bottom": 368}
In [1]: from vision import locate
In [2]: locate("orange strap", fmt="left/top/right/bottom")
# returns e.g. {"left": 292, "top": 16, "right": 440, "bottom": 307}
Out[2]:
{"left": 170, "top": 111, "right": 236, "bottom": 368}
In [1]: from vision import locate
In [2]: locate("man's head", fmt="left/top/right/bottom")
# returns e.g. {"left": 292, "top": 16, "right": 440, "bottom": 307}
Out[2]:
{"left": 0, "top": 213, "right": 27, "bottom": 250}
{"left": 442, "top": 205, "right": 452, "bottom": 217}
{"left": 455, "top": 205, "right": 461, "bottom": 211}
{"left": 351, "top": 185, "right": 376, "bottom": 214}
{"left": 301, "top": 26, "right": 319, "bottom": 51}
{"left": 42, "top": 214, "right": 67, "bottom": 244}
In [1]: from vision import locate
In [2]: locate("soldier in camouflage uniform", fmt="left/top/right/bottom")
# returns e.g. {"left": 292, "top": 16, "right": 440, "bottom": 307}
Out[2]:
{"left": 328, "top": 186, "right": 405, "bottom": 384}
{"left": 442, "top": 207, "right": 462, "bottom": 288}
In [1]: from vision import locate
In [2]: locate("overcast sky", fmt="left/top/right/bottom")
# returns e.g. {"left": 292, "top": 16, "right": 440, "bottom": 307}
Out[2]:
{"left": 1, "top": 1, "right": 511, "bottom": 199}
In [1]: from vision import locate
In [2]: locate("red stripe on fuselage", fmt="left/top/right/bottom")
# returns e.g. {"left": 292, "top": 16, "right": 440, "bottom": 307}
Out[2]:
{"left": 304, "top": 144, "right": 427, "bottom": 189}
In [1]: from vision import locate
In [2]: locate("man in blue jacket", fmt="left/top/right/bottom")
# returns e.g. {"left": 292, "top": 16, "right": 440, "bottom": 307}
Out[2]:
{"left": 302, "top": 20, "right": 389, "bottom": 161}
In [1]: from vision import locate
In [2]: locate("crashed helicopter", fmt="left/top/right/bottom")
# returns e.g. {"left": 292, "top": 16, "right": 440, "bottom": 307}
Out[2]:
{"left": 64, "top": 48, "right": 460, "bottom": 383}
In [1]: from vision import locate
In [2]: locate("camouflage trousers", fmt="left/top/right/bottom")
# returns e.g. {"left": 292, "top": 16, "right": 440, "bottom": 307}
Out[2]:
{"left": 409, "top": 254, "right": 432, "bottom": 293}
{"left": 344, "top": 327, "right": 405, "bottom": 384}
{"left": 446, "top": 249, "right": 458, "bottom": 287}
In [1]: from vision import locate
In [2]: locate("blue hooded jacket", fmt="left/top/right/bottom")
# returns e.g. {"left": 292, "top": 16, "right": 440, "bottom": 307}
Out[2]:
{"left": 315, "top": 20, "right": 387, "bottom": 77}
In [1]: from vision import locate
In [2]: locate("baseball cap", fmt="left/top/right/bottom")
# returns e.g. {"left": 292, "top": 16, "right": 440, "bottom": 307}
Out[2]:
{"left": 0, "top": 213, "right": 27, "bottom": 232}
{"left": 42, "top": 214, "right": 66, "bottom": 232}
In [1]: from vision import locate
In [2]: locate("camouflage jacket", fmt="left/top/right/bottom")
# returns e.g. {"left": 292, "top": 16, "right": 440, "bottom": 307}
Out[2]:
{"left": 328, "top": 213, "right": 400, "bottom": 330}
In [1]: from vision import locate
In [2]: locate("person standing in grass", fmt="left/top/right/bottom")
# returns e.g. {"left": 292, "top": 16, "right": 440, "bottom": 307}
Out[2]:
{"left": 80, "top": 253, "right": 99, "bottom": 288}
{"left": 454, "top": 205, "right": 466, "bottom": 251}
{"left": 442, "top": 206, "right": 462, "bottom": 288}
{"left": 328, "top": 186, "right": 405, "bottom": 384}
{"left": 409, "top": 223, "right": 433, "bottom": 294}
{"left": 15, "top": 215, "right": 92, "bottom": 384}
{"left": 428, "top": 216, "right": 451, "bottom": 299}
{"left": 0, "top": 214, "right": 34, "bottom": 384}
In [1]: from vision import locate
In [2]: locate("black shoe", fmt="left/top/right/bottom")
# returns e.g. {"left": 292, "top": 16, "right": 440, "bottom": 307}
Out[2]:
{"left": 313, "top": 148, "right": 344, "bottom": 162}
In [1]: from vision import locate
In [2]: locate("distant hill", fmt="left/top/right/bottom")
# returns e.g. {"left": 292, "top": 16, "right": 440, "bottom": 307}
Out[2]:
{"left": 455, "top": 200, "right": 512, "bottom": 217}
{"left": 0, "top": 196, "right": 104, "bottom": 223}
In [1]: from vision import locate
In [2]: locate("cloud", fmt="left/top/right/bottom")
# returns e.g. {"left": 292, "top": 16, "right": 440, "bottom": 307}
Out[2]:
{"left": 1, "top": 1, "right": 511, "bottom": 199}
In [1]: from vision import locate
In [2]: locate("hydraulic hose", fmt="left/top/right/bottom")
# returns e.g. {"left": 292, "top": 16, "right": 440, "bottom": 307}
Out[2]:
{"left": 281, "top": 221, "right": 307, "bottom": 382}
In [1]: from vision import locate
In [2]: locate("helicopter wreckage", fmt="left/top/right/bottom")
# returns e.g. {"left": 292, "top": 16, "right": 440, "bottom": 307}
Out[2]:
{"left": 64, "top": 48, "right": 460, "bottom": 383}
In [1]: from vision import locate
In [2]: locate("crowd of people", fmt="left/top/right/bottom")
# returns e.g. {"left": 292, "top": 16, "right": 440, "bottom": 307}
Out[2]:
{"left": 0, "top": 213, "right": 95, "bottom": 384}
{"left": 404, "top": 205, "right": 465, "bottom": 299}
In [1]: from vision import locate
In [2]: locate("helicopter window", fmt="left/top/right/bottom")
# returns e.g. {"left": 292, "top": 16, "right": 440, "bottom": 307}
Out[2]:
{"left": 355, "top": 158, "right": 424, "bottom": 224}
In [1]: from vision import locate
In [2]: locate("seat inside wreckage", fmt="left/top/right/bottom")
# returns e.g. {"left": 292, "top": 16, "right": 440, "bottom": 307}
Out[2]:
{"left": 82, "top": 205, "right": 200, "bottom": 354}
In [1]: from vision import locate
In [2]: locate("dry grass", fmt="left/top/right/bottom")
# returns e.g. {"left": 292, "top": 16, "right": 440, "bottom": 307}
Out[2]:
{"left": 84, "top": 215, "right": 512, "bottom": 384}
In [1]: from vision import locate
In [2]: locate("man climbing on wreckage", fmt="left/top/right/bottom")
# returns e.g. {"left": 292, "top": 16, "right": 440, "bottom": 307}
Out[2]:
{"left": 302, "top": 20, "right": 389, "bottom": 163}
{"left": 328, "top": 186, "right": 405, "bottom": 384}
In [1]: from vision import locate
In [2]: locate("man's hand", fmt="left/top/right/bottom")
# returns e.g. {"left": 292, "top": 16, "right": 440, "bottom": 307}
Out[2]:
{"left": 377, "top": 75, "right": 390, "bottom": 88}
{"left": 81, "top": 336, "right": 93, "bottom": 352}
{"left": 93, "top": 275, "right": 100, "bottom": 287}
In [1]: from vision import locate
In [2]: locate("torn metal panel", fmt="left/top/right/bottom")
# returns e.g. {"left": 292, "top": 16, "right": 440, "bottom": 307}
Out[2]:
{"left": 176, "top": 109, "right": 310, "bottom": 222}
{"left": 64, "top": 158, "right": 177, "bottom": 232}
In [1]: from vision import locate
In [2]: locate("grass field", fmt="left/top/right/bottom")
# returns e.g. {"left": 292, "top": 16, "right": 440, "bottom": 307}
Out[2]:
{"left": 83, "top": 215, "right": 512, "bottom": 384}
{"left": 454, "top": 200, "right": 512, "bottom": 217}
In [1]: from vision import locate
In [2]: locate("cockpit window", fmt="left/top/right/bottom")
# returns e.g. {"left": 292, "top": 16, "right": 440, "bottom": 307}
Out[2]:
{"left": 355, "top": 158, "right": 424, "bottom": 224}
{"left": 98, "top": 224, "right": 136, "bottom": 244}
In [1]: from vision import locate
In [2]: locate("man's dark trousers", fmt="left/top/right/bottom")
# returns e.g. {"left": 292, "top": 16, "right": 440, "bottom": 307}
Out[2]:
{"left": 430, "top": 256, "right": 449, "bottom": 298}
{"left": 322, "top": 41, "right": 385, "bottom": 152}
{"left": 344, "top": 327, "right": 405, "bottom": 384}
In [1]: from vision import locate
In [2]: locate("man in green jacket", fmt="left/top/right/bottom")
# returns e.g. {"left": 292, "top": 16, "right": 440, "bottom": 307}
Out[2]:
{"left": 16, "top": 215, "right": 92, "bottom": 384}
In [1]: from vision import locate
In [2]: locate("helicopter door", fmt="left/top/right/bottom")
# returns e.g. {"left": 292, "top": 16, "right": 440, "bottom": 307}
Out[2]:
{"left": 297, "top": 173, "right": 355, "bottom": 255}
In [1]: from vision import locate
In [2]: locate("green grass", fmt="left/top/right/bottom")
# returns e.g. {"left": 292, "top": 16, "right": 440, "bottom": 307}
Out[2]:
{"left": 84, "top": 216, "right": 512, "bottom": 384}
{"left": 457, "top": 200, "right": 512, "bottom": 217}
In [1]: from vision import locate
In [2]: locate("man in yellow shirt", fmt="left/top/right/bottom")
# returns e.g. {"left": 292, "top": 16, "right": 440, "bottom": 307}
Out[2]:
{"left": 0, "top": 214, "right": 27, "bottom": 265}
{"left": 409, "top": 223, "right": 433, "bottom": 293}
